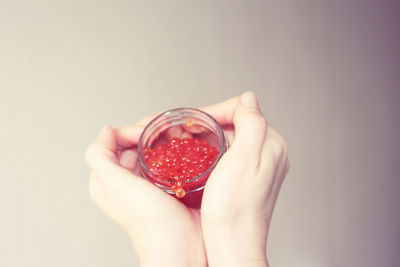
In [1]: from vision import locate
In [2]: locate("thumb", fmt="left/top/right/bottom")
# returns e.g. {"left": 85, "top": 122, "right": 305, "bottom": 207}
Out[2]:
{"left": 231, "top": 92, "right": 268, "bottom": 156}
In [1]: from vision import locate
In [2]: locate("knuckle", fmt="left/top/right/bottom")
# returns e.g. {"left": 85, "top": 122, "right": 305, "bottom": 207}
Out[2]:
{"left": 277, "top": 139, "right": 288, "bottom": 159}
{"left": 280, "top": 138, "right": 288, "bottom": 157}
{"left": 259, "top": 116, "right": 268, "bottom": 129}
{"left": 270, "top": 134, "right": 288, "bottom": 160}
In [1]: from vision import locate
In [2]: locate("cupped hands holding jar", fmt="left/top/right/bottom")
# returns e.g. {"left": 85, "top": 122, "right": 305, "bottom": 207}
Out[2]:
{"left": 84, "top": 92, "right": 289, "bottom": 267}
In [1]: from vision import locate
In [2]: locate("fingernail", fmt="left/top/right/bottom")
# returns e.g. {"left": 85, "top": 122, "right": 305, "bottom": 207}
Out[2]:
{"left": 240, "top": 91, "right": 259, "bottom": 108}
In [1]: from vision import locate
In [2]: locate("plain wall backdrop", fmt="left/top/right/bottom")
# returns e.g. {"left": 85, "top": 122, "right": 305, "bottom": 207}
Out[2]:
{"left": 0, "top": 0, "right": 399, "bottom": 266}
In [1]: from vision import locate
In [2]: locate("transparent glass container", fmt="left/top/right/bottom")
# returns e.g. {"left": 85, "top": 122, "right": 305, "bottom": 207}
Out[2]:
{"left": 137, "top": 108, "right": 227, "bottom": 209}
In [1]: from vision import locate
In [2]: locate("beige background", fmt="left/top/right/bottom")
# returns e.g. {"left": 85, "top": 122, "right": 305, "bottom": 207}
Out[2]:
{"left": 1, "top": 0, "right": 399, "bottom": 267}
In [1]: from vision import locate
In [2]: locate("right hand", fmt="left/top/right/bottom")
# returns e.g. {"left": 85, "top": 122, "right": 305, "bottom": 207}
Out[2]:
{"left": 200, "top": 92, "right": 289, "bottom": 267}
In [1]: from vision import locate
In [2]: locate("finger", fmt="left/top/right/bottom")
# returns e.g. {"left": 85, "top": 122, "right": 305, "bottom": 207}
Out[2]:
{"left": 200, "top": 96, "right": 239, "bottom": 126}
{"left": 136, "top": 96, "right": 239, "bottom": 129}
{"left": 85, "top": 140, "right": 143, "bottom": 199}
{"left": 118, "top": 148, "right": 138, "bottom": 172}
{"left": 136, "top": 113, "right": 160, "bottom": 126}
{"left": 114, "top": 125, "right": 145, "bottom": 149}
{"left": 86, "top": 142, "right": 121, "bottom": 175}
{"left": 96, "top": 126, "right": 117, "bottom": 153}
{"left": 222, "top": 125, "right": 235, "bottom": 145}
{"left": 182, "top": 123, "right": 206, "bottom": 134}
{"left": 86, "top": 127, "right": 128, "bottom": 176}
{"left": 230, "top": 92, "right": 268, "bottom": 162}
{"left": 165, "top": 125, "right": 183, "bottom": 138}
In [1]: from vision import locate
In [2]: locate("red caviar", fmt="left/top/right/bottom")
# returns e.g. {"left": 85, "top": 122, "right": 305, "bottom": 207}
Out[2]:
{"left": 143, "top": 137, "right": 218, "bottom": 198}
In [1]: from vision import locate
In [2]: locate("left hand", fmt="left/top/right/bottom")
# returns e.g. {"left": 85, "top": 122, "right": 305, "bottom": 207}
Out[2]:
{"left": 85, "top": 124, "right": 207, "bottom": 267}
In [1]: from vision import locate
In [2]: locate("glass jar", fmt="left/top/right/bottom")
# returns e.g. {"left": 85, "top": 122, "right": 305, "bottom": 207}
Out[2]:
{"left": 137, "top": 108, "right": 227, "bottom": 209}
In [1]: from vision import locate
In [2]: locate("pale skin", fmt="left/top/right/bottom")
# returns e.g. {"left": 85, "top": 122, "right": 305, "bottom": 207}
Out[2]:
{"left": 85, "top": 92, "right": 289, "bottom": 267}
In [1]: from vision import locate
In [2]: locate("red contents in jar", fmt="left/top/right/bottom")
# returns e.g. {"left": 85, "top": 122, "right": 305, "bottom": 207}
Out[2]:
{"left": 143, "top": 137, "right": 218, "bottom": 199}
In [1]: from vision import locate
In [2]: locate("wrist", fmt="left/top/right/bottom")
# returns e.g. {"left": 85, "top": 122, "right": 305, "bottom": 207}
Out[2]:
{"left": 204, "top": 235, "right": 268, "bottom": 267}
{"left": 128, "top": 216, "right": 207, "bottom": 267}
{"left": 134, "top": 235, "right": 206, "bottom": 267}
{"left": 203, "top": 216, "right": 269, "bottom": 267}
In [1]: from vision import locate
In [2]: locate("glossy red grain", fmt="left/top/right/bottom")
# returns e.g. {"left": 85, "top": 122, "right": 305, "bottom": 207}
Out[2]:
{"left": 143, "top": 137, "right": 218, "bottom": 187}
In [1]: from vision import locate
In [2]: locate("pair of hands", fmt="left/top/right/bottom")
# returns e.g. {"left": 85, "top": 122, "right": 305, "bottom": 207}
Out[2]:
{"left": 85, "top": 92, "right": 289, "bottom": 267}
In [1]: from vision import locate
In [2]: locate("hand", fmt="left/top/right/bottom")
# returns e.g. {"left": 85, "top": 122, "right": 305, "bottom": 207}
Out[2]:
{"left": 84, "top": 124, "right": 207, "bottom": 267}
{"left": 84, "top": 92, "right": 288, "bottom": 267}
{"left": 201, "top": 92, "right": 289, "bottom": 267}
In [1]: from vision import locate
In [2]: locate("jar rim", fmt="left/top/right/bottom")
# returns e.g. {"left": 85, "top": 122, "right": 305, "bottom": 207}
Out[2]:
{"left": 137, "top": 107, "right": 227, "bottom": 189}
